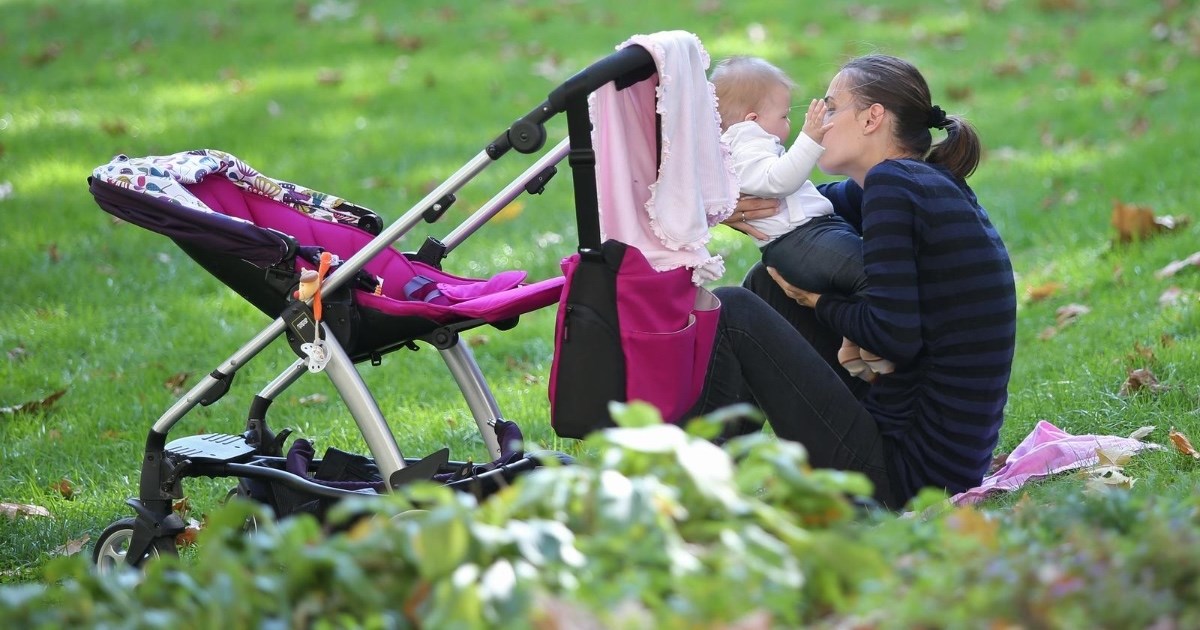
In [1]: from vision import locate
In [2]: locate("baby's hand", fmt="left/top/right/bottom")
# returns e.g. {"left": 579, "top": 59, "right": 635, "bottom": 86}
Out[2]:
{"left": 802, "top": 99, "right": 832, "bottom": 143}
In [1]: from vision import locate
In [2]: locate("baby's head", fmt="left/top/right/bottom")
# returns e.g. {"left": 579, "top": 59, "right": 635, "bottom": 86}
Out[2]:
{"left": 711, "top": 56, "right": 796, "bottom": 138}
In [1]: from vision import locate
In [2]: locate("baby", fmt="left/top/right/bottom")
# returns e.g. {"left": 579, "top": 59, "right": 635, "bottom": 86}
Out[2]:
{"left": 711, "top": 56, "right": 892, "bottom": 380}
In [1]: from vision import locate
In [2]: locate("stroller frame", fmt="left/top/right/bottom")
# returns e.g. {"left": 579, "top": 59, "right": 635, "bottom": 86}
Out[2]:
{"left": 90, "top": 44, "right": 658, "bottom": 569}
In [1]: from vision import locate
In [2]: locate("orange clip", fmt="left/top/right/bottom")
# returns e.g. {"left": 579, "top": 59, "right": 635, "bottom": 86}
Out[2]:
{"left": 313, "top": 251, "right": 332, "bottom": 323}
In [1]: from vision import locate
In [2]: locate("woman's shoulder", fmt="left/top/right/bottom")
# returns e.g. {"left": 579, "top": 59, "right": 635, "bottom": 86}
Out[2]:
{"left": 866, "top": 158, "right": 946, "bottom": 180}
{"left": 865, "top": 159, "right": 964, "bottom": 194}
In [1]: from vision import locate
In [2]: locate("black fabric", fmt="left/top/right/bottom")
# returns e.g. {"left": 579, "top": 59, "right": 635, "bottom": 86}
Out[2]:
{"left": 550, "top": 241, "right": 628, "bottom": 439}
{"left": 89, "top": 177, "right": 292, "bottom": 269}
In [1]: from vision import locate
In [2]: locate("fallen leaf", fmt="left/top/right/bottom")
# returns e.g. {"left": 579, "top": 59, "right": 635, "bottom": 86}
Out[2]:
{"left": 1037, "top": 326, "right": 1058, "bottom": 341}
{"left": 316, "top": 68, "right": 343, "bottom": 86}
{"left": 0, "top": 389, "right": 67, "bottom": 416}
{"left": 1026, "top": 281, "right": 1063, "bottom": 302}
{"left": 1155, "top": 252, "right": 1200, "bottom": 279}
{"left": 52, "top": 535, "right": 90, "bottom": 557}
{"left": 7, "top": 344, "right": 28, "bottom": 362}
{"left": 176, "top": 518, "right": 203, "bottom": 547}
{"left": 1110, "top": 200, "right": 1166, "bottom": 243}
{"left": 1095, "top": 446, "right": 1134, "bottom": 468}
{"left": 1120, "top": 368, "right": 1165, "bottom": 396}
{"left": 989, "top": 451, "right": 1010, "bottom": 474}
{"left": 1168, "top": 427, "right": 1200, "bottom": 459}
{"left": 0, "top": 502, "right": 52, "bottom": 519}
{"left": 493, "top": 200, "right": 525, "bottom": 223}
{"left": 164, "top": 372, "right": 190, "bottom": 395}
{"left": 298, "top": 393, "right": 327, "bottom": 405}
{"left": 51, "top": 478, "right": 75, "bottom": 500}
{"left": 1084, "top": 468, "right": 1136, "bottom": 494}
{"left": 1128, "top": 426, "right": 1155, "bottom": 440}
{"left": 1130, "top": 341, "right": 1156, "bottom": 362}
{"left": 1055, "top": 303, "right": 1091, "bottom": 326}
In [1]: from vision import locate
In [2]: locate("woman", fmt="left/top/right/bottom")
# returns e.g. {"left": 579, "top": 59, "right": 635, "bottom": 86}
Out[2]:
{"left": 700, "top": 54, "right": 1017, "bottom": 509}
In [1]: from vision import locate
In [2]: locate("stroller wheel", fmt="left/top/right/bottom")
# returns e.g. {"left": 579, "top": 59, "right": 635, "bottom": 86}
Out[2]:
{"left": 92, "top": 517, "right": 177, "bottom": 573}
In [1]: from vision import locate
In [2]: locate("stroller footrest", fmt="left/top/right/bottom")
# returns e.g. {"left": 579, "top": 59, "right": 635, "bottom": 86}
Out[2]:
{"left": 166, "top": 433, "right": 256, "bottom": 463}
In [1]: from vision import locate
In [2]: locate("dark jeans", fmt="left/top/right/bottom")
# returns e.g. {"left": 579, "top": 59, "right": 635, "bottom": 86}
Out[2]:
{"left": 761, "top": 215, "right": 866, "bottom": 296}
{"left": 694, "top": 286, "right": 898, "bottom": 509}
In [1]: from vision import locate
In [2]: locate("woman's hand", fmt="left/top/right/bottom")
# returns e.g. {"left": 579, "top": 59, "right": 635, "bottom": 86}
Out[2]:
{"left": 767, "top": 267, "right": 821, "bottom": 309}
{"left": 721, "top": 195, "right": 780, "bottom": 241}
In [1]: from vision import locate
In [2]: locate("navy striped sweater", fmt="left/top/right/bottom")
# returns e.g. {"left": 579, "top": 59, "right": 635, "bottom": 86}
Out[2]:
{"left": 815, "top": 159, "right": 1017, "bottom": 502}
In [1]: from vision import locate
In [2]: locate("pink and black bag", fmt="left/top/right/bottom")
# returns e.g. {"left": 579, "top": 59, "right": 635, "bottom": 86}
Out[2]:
{"left": 546, "top": 38, "right": 725, "bottom": 438}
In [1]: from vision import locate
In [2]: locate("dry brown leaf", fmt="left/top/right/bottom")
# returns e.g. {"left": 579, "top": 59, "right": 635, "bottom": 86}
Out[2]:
{"left": 1084, "top": 468, "right": 1136, "bottom": 494}
{"left": 164, "top": 372, "right": 190, "bottom": 395}
{"left": 51, "top": 478, "right": 75, "bottom": 500}
{"left": 1130, "top": 341, "right": 1156, "bottom": 361}
{"left": 176, "top": 519, "right": 203, "bottom": 547}
{"left": 1026, "top": 281, "right": 1063, "bottom": 302}
{"left": 298, "top": 393, "right": 327, "bottom": 405}
{"left": 52, "top": 535, "right": 90, "bottom": 557}
{"left": 316, "top": 68, "right": 344, "bottom": 86}
{"left": 0, "top": 389, "right": 67, "bottom": 416}
{"left": 1155, "top": 252, "right": 1200, "bottom": 279}
{"left": 1055, "top": 303, "right": 1090, "bottom": 326}
{"left": 1, "top": 502, "right": 51, "bottom": 519}
{"left": 1037, "top": 326, "right": 1058, "bottom": 341}
{"left": 1128, "top": 426, "right": 1155, "bottom": 440}
{"left": 1111, "top": 199, "right": 1190, "bottom": 243}
{"left": 1169, "top": 427, "right": 1200, "bottom": 459}
{"left": 7, "top": 344, "right": 28, "bottom": 362}
{"left": 1096, "top": 446, "right": 1134, "bottom": 468}
{"left": 1120, "top": 368, "right": 1165, "bottom": 396}
{"left": 989, "top": 451, "right": 1010, "bottom": 475}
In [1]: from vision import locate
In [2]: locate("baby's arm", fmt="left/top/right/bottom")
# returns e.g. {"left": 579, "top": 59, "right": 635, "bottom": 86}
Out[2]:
{"left": 730, "top": 124, "right": 826, "bottom": 198}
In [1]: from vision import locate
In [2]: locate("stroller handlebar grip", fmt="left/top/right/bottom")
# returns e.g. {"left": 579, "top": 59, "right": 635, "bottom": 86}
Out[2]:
{"left": 547, "top": 45, "right": 655, "bottom": 111}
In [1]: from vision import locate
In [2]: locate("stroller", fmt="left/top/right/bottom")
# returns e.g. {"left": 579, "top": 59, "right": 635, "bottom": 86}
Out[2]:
{"left": 87, "top": 31, "right": 733, "bottom": 571}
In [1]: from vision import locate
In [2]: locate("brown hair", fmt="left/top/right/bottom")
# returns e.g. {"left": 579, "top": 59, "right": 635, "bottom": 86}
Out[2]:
{"left": 839, "top": 54, "right": 981, "bottom": 180}
{"left": 710, "top": 56, "right": 796, "bottom": 131}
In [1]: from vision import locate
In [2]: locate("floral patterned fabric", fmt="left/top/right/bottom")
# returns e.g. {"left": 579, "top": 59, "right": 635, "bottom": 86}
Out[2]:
{"left": 92, "top": 149, "right": 367, "bottom": 226}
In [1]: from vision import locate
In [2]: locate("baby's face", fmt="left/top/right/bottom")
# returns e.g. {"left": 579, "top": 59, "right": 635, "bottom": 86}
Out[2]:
{"left": 753, "top": 84, "right": 792, "bottom": 143}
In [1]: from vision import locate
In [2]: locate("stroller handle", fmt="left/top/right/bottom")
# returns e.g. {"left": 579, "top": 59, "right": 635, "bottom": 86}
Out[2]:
{"left": 547, "top": 45, "right": 656, "bottom": 110}
{"left": 494, "top": 45, "right": 656, "bottom": 156}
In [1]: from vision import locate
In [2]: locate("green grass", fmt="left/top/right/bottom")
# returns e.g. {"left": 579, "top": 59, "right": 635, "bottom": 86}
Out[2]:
{"left": 2, "top": 0, "right": 1199, "bottom": 579}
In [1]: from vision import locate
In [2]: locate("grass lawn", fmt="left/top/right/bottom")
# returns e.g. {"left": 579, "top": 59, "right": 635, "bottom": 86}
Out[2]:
{"left": 2, "top": 0, "right": 1199, "bottom": 580}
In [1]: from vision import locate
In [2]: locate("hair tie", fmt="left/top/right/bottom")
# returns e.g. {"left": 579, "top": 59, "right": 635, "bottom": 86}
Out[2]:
{"left": 926, "top": 104, "right": 950, "bottom": 130}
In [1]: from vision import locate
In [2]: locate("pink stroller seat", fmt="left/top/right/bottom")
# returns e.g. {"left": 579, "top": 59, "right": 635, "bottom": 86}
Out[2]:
{"left": 89, "top": 151, "right": 564, "bottom": 359}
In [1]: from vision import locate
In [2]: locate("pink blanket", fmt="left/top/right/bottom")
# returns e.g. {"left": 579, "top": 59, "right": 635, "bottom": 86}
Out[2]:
{"left": 950, "top": 420, "right": 1161, "bottom": 505}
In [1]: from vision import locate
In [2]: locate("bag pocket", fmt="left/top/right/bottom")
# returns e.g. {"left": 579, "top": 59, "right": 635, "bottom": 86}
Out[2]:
{"left": 622, "top": 314, "right": 699, "bottom": 424}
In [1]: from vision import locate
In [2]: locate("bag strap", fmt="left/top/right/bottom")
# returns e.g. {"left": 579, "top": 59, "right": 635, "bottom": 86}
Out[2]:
{"left": 565, "top": 95, "right": 603, "bottom": 259}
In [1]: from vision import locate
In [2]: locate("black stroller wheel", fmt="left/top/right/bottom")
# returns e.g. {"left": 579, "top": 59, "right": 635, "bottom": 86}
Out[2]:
{"left": 92, "top": 517, "right": 178, "bottom": 573}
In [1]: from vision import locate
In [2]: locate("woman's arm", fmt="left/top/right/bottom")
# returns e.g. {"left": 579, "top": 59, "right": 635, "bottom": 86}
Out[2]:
{"left": 816, "top": 179, "right": 865, "bottom": 233}
{"left": 816, "top": 174, "right": 923, "bottom": 365}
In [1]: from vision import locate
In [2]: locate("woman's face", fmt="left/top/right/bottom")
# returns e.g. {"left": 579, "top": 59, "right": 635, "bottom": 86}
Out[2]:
{"left": 816, "top": 72, "right": 865, "bottom": 177}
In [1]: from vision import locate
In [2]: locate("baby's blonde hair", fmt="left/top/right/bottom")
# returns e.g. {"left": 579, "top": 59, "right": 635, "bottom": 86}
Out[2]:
{"left": 710, "top": 56, "right": 796, "bottom": 131}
